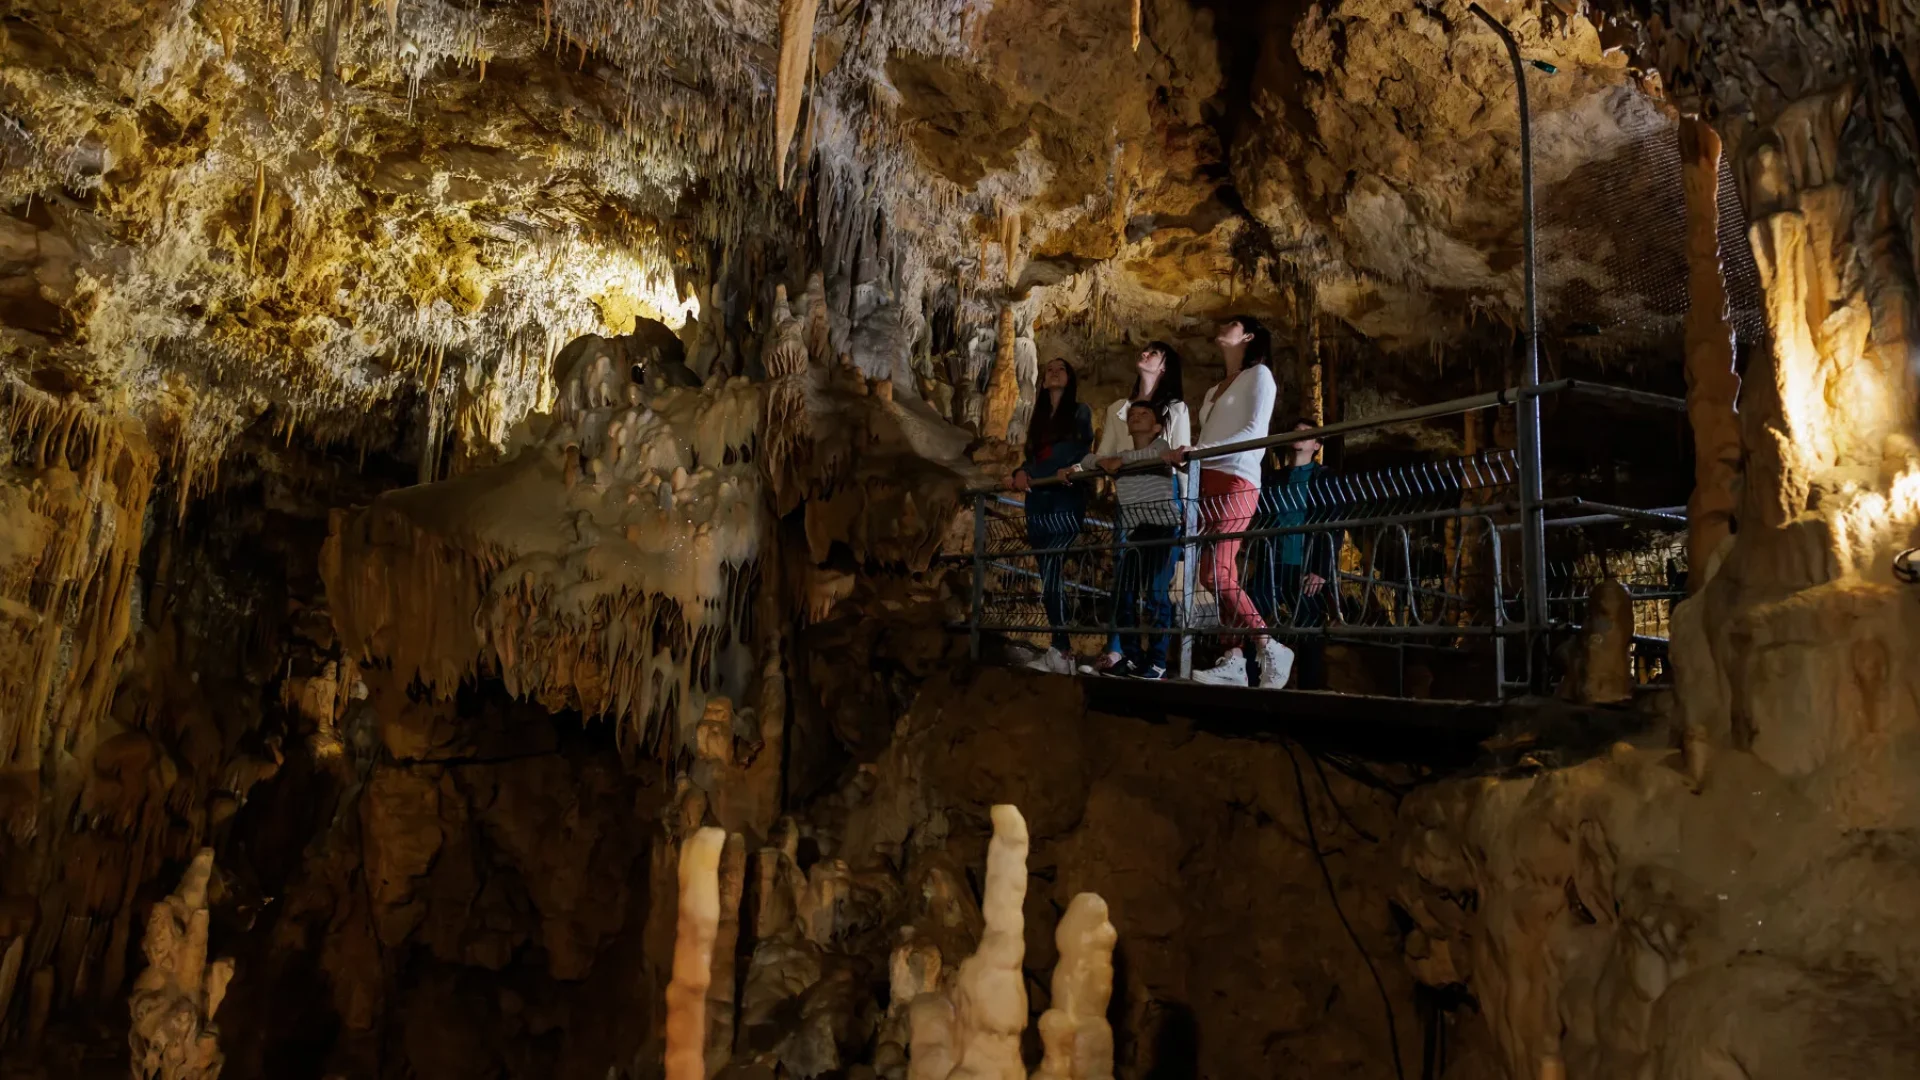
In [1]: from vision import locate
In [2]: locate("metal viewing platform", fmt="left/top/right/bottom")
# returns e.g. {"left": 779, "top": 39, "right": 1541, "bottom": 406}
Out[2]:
{"left": 958, "top": 379, "right": 1689, "bottom": 701}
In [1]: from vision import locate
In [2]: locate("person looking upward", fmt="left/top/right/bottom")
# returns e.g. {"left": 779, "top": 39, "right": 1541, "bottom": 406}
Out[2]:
{"left": 1097, "top": 341, "right": 1190, "bottom": 459}
{"left": 1011, "top": 357, "right": 1095, "bottom": 675}
{"left": 1162, "top": 315, "right": 1293, "bottom": 689}
{"left": 1074, "top": 400, "right": 1182, "bottom": 679}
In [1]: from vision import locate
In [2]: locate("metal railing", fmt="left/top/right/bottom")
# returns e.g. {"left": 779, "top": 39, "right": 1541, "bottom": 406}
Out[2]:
{"left": 960, "top": 380, "right": 1688, "bottom": 698}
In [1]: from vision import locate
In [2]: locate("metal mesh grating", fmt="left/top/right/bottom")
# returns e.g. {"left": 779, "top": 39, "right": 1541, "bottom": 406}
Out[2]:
{"left": 1536, "top": 106, "right": 1767, "bottom": 350}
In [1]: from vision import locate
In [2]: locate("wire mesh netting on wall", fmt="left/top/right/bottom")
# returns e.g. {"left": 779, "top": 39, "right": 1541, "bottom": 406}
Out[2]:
{"left": 1535, "top": 89, "right": 1767, "bottom": 352}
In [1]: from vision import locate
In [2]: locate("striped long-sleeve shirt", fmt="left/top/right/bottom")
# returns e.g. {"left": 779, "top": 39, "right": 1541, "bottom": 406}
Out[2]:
{"left": 1078, "top": 437, "right": 1182, "bottom": 527}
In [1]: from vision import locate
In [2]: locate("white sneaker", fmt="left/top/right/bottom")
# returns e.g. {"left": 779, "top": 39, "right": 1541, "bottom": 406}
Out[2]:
{"left": 1024, "top": 647, "right": 1074, "bottom": 675}
{"left": 1257, "top": 640, "right": 1296, "bottom": 690}
{"left": 1190, "top": 651, "right": 1249, "bottom": 686}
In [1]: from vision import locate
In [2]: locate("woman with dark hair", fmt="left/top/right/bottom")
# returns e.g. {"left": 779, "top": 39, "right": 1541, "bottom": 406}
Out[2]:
{"left": 1095, "top": 341, "right": 1191, "bottom": 456}
{"left": 1011, "top": 357, "right": 1096, "bottom": 674}
{"left": 1162, "top": 314, "right": 1293, "bottom": 688}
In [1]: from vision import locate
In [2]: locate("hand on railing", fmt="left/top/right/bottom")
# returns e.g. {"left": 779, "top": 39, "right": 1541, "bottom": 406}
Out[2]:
{"left": 1302, "top": 572, "right": 1326, "bottom": 597}
{"left": 1160, "top": 446, "right": 1190, "bottom": 466}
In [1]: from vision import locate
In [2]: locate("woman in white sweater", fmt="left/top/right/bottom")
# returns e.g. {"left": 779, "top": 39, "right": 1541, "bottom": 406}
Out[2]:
{"left": 1096, "top": 341, "right": 1191, "bottom": 459}
{"left": 1162, "top": 315, "right": 1293, "bottom": 689}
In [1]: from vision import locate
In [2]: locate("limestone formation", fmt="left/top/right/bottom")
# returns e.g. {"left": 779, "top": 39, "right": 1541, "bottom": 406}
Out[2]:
{"left": 127, "top": 849, "right": 233, "bottom": 1080}
{"left": 906, "top": 804, "right": 1030, "bottom": 1080}
{"left": 1577, "top": 574, "right": 1634, "bottom": 706}
{"left": 774, "top": 0, "right": 822, "bottom": 188}
{"left": 982, "top": 308, "right": 1020, "bottom": 443}
{"left": 1678, "top": 118, "right": 1741, "bottom": 592}
{"left": 666, "top": 827, "right": 728, "bottom": 1080}
{"left": 1031, "top": 893, "right": 1117, "bottom": 1080}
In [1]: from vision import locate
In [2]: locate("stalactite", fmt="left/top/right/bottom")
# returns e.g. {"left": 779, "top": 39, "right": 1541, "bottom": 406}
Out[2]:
{"left": 775, "top": 0, "right": 821, "bottom": 189}
{"left": 982, "top": 307, "right": 1019, "bottom": 442}
{"left": 1, "top": 384, "right": 158, "bottom": 806}
{"left": 999, "top": 207, "right": 1022, "bottom": 280}
{"left": 1678, "top": 118, "right": 1741, "bottom": 590}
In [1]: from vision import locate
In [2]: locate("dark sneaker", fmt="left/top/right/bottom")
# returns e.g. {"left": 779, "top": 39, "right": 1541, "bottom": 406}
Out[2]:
{"left": 1130, "top": 663, "right": 1167, "bottom": 680}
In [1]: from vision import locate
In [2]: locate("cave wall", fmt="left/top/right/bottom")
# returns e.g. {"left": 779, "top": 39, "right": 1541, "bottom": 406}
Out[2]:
{"left": 5, "top": 0, "right": 1917, "bottom": 1077}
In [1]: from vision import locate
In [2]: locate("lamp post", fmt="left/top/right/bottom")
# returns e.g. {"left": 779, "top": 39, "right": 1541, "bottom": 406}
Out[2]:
{"left": 1467, "top": 2, "right": 1552, "bottom": 694}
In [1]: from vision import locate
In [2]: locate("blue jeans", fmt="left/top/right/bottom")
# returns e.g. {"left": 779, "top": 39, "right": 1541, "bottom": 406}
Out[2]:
{"left": 1109, "top": 522, "right": 1177, "bottom": 667}
{"left": 1026, "top": 487, "right": 1087, "bottom": 651}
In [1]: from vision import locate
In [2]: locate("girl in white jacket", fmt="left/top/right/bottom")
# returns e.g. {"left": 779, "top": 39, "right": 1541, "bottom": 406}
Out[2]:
{"left": 1096, "top": 341, "right": 1191, "bottom": 459}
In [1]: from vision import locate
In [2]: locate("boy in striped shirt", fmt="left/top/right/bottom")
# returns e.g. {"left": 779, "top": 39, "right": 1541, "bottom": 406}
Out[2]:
{"left": 1072, "top": 400, "right": 1183, "bottom": 678}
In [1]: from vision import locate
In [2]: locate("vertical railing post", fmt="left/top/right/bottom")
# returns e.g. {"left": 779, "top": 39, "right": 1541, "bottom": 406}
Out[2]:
{"left": 1489, "top": 515, "right": 1509, "bottom": 699}
{"left": 1469, "top": 2, "right": 1551, "bottom": 694}
{"left": 1106, "top": 477, "right": 1123, "bottom": 662}
{"left": 969, "top": 491, "right": 987, "bottom": 660}
{"left": 1179, "top": 458, "right": 1201, "bottom": 679}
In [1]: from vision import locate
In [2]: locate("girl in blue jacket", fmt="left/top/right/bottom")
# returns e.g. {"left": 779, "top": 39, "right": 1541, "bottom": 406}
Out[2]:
{"left": 1010, "top": 357, "right": 1095, "bottom": 673}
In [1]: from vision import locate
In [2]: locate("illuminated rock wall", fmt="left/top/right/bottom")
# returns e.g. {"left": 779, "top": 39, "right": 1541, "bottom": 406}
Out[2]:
{"left": 1397, "top": 12, "right": 1920, "bottom": 1075}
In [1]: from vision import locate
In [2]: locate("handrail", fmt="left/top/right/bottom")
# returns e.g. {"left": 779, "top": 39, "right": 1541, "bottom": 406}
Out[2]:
{"left": 982, "top": 378, "right": 1683, "bottom": 494}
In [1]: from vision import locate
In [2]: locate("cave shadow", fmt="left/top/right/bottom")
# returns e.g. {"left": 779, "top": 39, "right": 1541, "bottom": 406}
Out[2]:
{"left": 1111, "top": 940, "right": 1201, "bottom": 1080}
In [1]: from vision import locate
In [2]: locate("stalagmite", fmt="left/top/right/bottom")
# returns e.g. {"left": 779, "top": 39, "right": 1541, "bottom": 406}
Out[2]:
{"left": 1678, "top": 118, "right": 1741, "bottom": 591}
{"left": 982, "top": 308, "right": 1020, "bottom": 442}
{"left": 774, "top": 0, "right": 821, "bottom": 188}
{"left": 1031, "top": 893, "right": 1117, "bottom": 1080}
{"left": 127, "top": 849, "right": 233, "bottom": 1080}
{"left": 707, "top": 833, "right": 748, "bottom": 1073}
{"left": 1578, "top": 573, "right": 1634, "bottom": 706}
{"left": 944, "top": 804, "right": 1030, "bottom": 1080}
{"left": 908, "top": 993, "right": 959, "bottom": 1080}
{"left": 666, "top": 827, "right": 728, "bottom": 1080}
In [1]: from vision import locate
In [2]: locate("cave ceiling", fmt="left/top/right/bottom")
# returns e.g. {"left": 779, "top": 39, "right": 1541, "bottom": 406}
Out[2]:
{"left": 3, "top": 0, "right": 1683, "bottom": 466}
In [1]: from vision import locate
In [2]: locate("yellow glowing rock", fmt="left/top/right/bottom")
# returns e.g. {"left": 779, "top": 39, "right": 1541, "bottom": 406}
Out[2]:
{"left": 944, "top": 804, "right": 1029, "bottom": 1080}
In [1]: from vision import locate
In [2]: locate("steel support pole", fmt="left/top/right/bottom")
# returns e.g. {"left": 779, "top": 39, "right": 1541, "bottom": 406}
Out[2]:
{"left": 1469, "top": 2, "right": 1550, "bottom": 693}
{"left": 1180, "top": 458, "right": 1201, "bottom": 679}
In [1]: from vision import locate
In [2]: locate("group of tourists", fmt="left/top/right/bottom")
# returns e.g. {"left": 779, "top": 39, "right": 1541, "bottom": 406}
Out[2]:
{"left": 1008, "top": 315, "right": 1333, "bottom": 690}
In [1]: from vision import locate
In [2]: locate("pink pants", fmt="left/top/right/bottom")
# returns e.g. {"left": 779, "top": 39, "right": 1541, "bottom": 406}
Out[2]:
{"left": 1198, "top": 470, "right": 1266, "bottom": 632}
